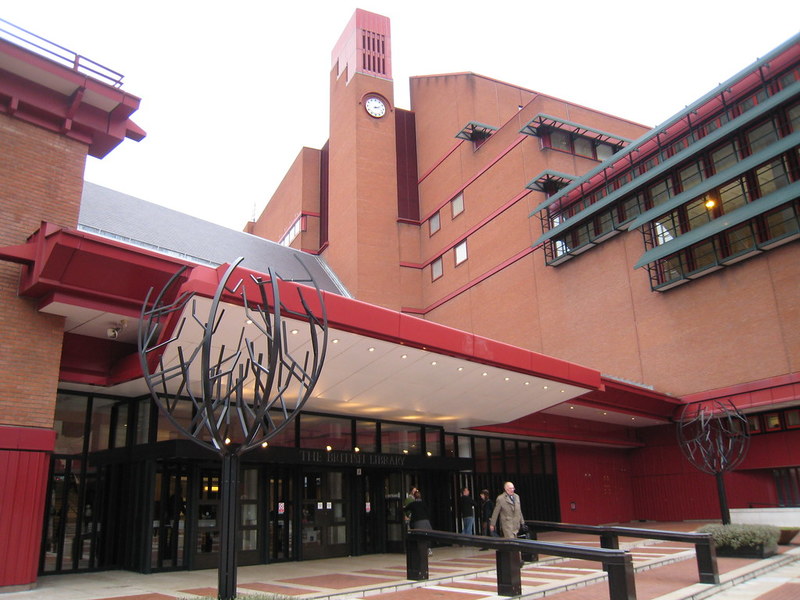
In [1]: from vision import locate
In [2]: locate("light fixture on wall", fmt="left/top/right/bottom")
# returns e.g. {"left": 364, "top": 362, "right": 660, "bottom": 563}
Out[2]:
{"left": 106, "top": 319, "right": 128, "bottom": 339}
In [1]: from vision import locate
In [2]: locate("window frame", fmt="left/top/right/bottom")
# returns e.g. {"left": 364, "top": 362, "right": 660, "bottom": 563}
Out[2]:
{"left": 451, "top": 193, "right": 464, "bottom": 218}
{"left": 454, "top": 240, "right": 468, "bottom": 265}
{"left": 431, "top": 257, "right": 443, "bottom": 281}
{"left": 429, "top": 211, "right": 441, "bottom": 236}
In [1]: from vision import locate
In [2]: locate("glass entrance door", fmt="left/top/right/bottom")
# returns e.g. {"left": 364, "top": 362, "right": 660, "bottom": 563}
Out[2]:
{"left": 192, "top": 464, "right": 260, "bottom": 569}
{"left": 194, "top": 469, "right": 221, "bottom": 569}
{"left": 266, "top": 468, "right": 294, "bottom": 561}
{"left": 301, "top": 469, "right": 348, "bottom": 559}
{"left": 153, "top": 463, "right": 188, "bottom": 570}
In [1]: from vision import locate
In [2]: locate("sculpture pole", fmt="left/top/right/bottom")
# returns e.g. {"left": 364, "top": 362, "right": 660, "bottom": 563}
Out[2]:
{"left": 677, "top": 400, "right": 750, "bottom": 524}
{"left": 138, "top": 257, "right": 327, "bottom": 599}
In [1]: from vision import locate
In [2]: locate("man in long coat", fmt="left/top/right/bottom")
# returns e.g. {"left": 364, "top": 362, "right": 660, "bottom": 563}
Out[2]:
{"left": 489, "top": 481, "right": 524, "bottom": 538}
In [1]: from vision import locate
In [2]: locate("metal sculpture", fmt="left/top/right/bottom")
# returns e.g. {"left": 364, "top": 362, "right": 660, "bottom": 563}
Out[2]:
{"left": 138, "top": 257, "right": 327, "bottom": 600}
{"left": 677, "top": 399, "right": 750, "bottom": 524}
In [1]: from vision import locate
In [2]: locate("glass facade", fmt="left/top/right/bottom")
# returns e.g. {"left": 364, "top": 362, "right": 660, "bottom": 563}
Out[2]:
{"left": 537, "top": 60, "right": 799, "bottom": 291}
{"left": 42, "top": 391, "right": 559, "bottom": 575}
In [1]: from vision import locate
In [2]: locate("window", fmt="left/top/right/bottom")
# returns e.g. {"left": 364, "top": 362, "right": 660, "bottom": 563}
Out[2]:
{"left": 431, "top": 257, "right": 443, "bottom": 280}
{"left": 685, "top": 197, "right": 714, "bottom": 231}
{"left": 648, "top": 178, "right": 673, "bottom": 208}
{"left": 746, "top": 119, "right": 779, "bottom": 154}
{"left": 595, "top": 143, "right": 615, "bottom": 161}
{"left": 454, "top": 240, "right": 468, "bottom": 265}
{"left": 788, "top": 102, "right": 800, "bottom": 132}
{"left": 785, "top": 410, "right": 800, "bottom": 429}
{"left": 451, "top": 193, "right": 464, "bottom": 217}
{"left": 724, "top": 223, "right": 757, "bottom": 257}
{"left": 688, "top": 240, "right": 718, "bottom": 273}
{"left": 653, "top": 216, "right": 678, "bottom": 245}
{"left": 719, "top": 177, "right": 749, "bottom": 213}
{"left": 299, "top": 414, "right": 352, "bottom": 451}
{"left": 381, "top": 422, "right": 421, "bottom": 455}
{"left": 355, "top": 420, "right": 377, "bottom": 453}
{"left": 429, "top": 211, "right": 440, "bottom": 235}
{"left": 678, "top": 160, "right": 704, "bottom": 192}
{"left": 550, "top": 130, "right": 571, "bottom": 152}
{"left": 764, "top": 413, "right": 782, "bottom": 432}
{"left": 573, "top": 137, "right": 593, "bottom": 157}
{"left": 711, "top": 141, "right": 740, "bottom": 174}
{"left": 763, "top": 203, "right": 800, "bottom": 243}
{"left": 755, "top": 157, "right": 790, "bottom": 197}
{"left": 280, "top": 217, "right": 304, "bottom": 247}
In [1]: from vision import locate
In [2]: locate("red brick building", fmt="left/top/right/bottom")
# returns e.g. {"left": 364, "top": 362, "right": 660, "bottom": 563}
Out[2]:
{"left": 250, "top": 6, "right": 800, "bottom": 540}
{"left": 0, "top": 9, "right": 798, "bottom": 591}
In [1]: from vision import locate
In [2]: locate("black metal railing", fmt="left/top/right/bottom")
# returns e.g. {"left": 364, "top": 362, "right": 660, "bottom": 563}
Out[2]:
{"left": 0, "top": 18, "right": 124, "bottom": 87}
{"left": 406, "top": 529, "right": 636, "bottom": 599}
{"left": 526, "top": 520, "right": 719, "bottom": 584}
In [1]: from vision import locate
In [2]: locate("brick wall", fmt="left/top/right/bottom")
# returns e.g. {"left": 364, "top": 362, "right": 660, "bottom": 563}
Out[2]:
{"left": 0, "top": 113, "right": 87, "bottom": 429}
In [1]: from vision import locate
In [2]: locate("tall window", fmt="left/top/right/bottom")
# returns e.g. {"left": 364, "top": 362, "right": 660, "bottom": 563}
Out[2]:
{"left": 429, "top": 211, "right": 440, "bottom": 235}
{"left": 454, "top": 240, "right": 468, "bottom": 265}
{"left": 431, "top": 257, "right": 443, "bottom": 280}
{"left": 451, "top": 193, "right": 464, "bottom": 217}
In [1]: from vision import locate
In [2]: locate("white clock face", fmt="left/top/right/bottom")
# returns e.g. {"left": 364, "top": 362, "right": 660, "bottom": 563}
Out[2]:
{"left": 365, "top": 96, "right": 386, "bottom": 118}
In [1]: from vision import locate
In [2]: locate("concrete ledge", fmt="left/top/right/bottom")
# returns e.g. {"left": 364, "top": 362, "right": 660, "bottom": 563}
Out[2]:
{"left": 731, "top": 508, "right": 800, "bottom": 527}
{"left": 650, "top": 546, "right": 800, "bottom": 600}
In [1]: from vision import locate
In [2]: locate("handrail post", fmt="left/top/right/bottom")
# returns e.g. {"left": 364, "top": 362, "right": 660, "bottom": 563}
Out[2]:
{"left": 600, "top": 531, "right": 620, "bottom": 573}
{"left": 695, "top": 537, "right": 720, "bottom": 584}
{"left": 601, "top": 530, "right": 619, "bottom": 549}
{"left": 526, "top": 529, "right": 540, "bottom": 562}
{"left": 496, "top": 549, "right": 522, "bottom": 596}
{"left": 405, "top": 536, "right": 429, "bottom": 580}
{"left": 606, "top": 554, "right": 637, "bottom": 600}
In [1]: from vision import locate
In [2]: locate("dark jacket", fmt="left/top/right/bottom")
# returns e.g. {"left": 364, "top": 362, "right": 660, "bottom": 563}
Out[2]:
{"left": 459, "top": 494, "right": 476, "bottom": 518}
{"left": 405, "top": 499, "right": 431, "bottom": 528}
{"left": 481, "top": 497, "right": 494, "bottom": 522}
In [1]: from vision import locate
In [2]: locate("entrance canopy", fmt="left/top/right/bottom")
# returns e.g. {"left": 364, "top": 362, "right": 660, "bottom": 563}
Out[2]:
{"left": 1, "top": 223, "right": 681, "bottom": 444}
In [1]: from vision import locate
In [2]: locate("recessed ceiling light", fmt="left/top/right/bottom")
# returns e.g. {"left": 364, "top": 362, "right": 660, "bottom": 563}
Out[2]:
{"left": 401, "top": 354, "right": 408, "bottom": 359}
{"left": 457, "top": 366, "right": 464, "bottom": 371}
{"left": 290, "top": 329, "right": 299, "bottom": 335}
{"left": 368, "top": 347, "right": 375, "bottom": 352}
{"left": 543, "top": 385, "right": 549, "bottom": 390}
{"left": 431, "top": 361, "right": 437, "bottom": 366}
{"left": 326, "top": 445, "right": 333, "bottom": 451}
{"left": 332, "top": 339, "right": 339, "bottom": 344}
{"left": 524, "top": 381, "right": 530, "bottom": 386}
{"left": 354, "top": 446, "right": 361, "bottom": 452}
{"left": 482, "top": 372, "right": 488, "bottom": 377}
{"left": 504, "top": 377, "right": 510, "bottom": 381}
{"left": 261, "top": 441, "right": 269, "bottom": 448}
{"left": 569, "top": 406, "right": 574, "bottom": 410}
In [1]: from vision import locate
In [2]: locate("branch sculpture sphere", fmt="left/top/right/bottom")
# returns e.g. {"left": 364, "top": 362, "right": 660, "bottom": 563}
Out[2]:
{"left": 138, "top": 257, "right": 327, "bottom": 600}
{"left": 677, "top": 399, "right": 750, "bottom": 524}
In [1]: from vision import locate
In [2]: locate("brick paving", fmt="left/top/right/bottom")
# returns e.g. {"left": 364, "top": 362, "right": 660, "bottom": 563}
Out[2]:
{"left": 16, "top": 523, "right": 800, "bottom": 600}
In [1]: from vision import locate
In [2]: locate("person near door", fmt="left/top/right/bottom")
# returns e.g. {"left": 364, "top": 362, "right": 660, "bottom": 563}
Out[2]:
{"left": 489, "top": 481, "right": 524, "bottom": 539}
{"left": 480, "top": 489, "right": 494, "bottom": 532}
{"left": 403, "top": 485, "right": 418, "bottom": 527}
{"left": 459, "top": 487, "right": 476, "bottom": 535}
{"left": 406, "top": 489, "right": 433, "bottom": 555}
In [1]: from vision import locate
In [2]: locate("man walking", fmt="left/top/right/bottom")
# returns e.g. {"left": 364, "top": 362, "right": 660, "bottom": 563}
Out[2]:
{"left": 489, "top": 481, "right": 524, "bottom": 538}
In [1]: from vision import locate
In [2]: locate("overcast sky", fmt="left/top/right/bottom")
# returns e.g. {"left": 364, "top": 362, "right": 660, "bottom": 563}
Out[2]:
{"left": 4, "top": 1, "right": 799, "bottom": 231}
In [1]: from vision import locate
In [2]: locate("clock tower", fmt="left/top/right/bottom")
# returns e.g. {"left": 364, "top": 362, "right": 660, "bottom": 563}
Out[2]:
{"left": 325, "top": 9, "right": 410, "bottom": 308}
